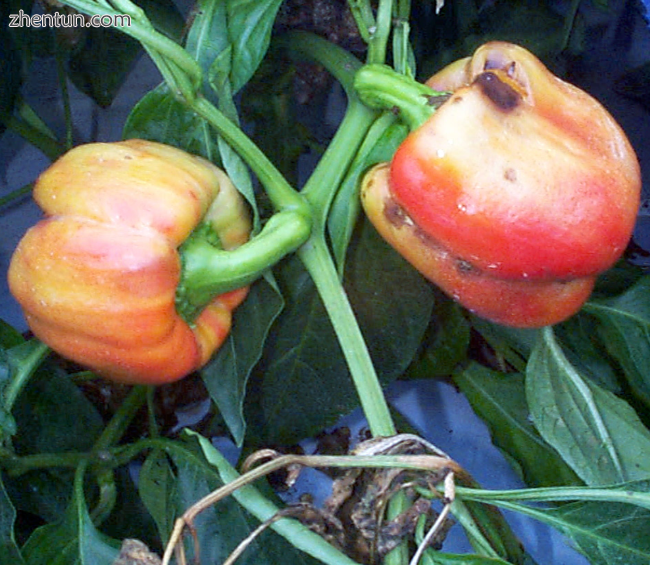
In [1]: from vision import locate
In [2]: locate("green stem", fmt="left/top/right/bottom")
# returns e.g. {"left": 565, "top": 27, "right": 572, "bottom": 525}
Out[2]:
{"left": 298, "top": 236, "right": 396, "bottom": 438}
{"left": 0, "top": 450, "right": 87, "bottom": 476}
{"left": 354, "top": 64, "right": 450, "bottom": 130}
{"left": 191, "top": 97, "right": 309, "bottom": 217}
{"left": 284, "top": 31, "right": 395, "bottom": 436}
{"left": 368, "top": 0, "right": 394, "bottom": 64}
{"left": 91, "top": 385, "right": 148, "bottom": 455}
{"left": 347, "top": 0, "right": 375, "bottom": 45}
{"left": 90, "top": 468, "right": 117, "bottom": 524}
{"left": 282, "top": 31, "right": 363, "bottom": 97}
{"left": 282, "top": 31, "right": 396, "bottom": 436}
{"left": 283, "top": 31, "right": 377, "bottom": 216}
{"left": 3, "top": 340, "right": 50, "bottom": 414}
{"left": 178, "top": 209, "right": 311, "bottom": 322}
{"left": 455, "top": 484, "right": 650, "bottom": 510}
{"left": 190, "top": 431, "right": 364, "bottom": 565}
{"left": 285, "top": 31, "right": 406, "bottom": 564}
{"left": 303, "top": 101, "right": 376, "bottom": 218}
{"left": 86, "top": 385, "right": 148, "bottom": 523}
{"left": 175, "top": 95, "right": 313, "bottom": 321}
{"left": 59, "top": 0, "right": 202, "bottom": 91}
{"left": 392, "top": 0, "right": 412, "bottom": 75}
{"left": 146, "top": 386, "right": 159, "bottom": 439}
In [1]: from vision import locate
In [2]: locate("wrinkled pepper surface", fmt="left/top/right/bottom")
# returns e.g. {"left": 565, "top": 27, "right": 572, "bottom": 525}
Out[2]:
{"left": 9, "top": 139, "right": 251, "bottom": 384}
{"left": 361, "top": 42, "right": 641, "bottom": 327}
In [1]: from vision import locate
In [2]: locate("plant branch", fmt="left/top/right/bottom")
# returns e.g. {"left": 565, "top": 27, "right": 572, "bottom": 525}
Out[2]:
{"left": 298, "top": 236, "right": 396, "bottom": 438}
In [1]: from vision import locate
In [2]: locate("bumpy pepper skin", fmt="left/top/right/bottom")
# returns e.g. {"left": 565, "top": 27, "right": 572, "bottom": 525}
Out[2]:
{"left": 8, "top": 140, "right": 251, "bottom": 384}
{"left": 362, "top": 42, "right": 641, "bottom": 328}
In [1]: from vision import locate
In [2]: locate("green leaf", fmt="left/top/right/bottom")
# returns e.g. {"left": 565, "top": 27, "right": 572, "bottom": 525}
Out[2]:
{"left": 549, "top": 498, "right": 650, "bottom": 564}
{"left": 345, "top": 221, "right": 435, "bottom": 381}
{"left": 65, "top": 0, "right": 184, "bottom": 107}
{"left": 185, "top": 0, "right": 282, "bottom": 95}
{"left": 138, "top": 443, "right": 236, "bottom": 564}
{"left": 21, "top": 465, "right": 120, "bottom": 565}
{"left": 410, "top": 297, "right": 470, "bottom": 379}
{"left": 2, "top": 339, "right": 54, "bottom": 440}
{"left": 526, "top": 327, "right": 650, "bottom": 485}
{"left": 585, "top": 275, "right": 650, "bottom": 405}
{"left": 0, "top": 320, "right": 24, "bottom": 349}
{"left": 471, "top": 319, "right": 540, "bottom": 373}
{"left": 427, "top": 552, "right": 515, "bottom": 564}
{"left": 328, "top": 116, "right": 408, "bottom": 270}
{"left": 0, "top": 476, "right": 25, "bottom": 564}
{"left": 0, "top": 350, "right": 17, "bottom": 438}
{"left": 185, "top": 0, "right": 282, "bottom": 227}
{"left": 201, "top": 277, "right": 284, "bottom": 446}
{"left": 252, "top": 257, "right": 351, "bottom": 444}
{"left": 254, "top": 220, "right": 434, "bottom": 444}
{"left": 486, "top": 482, "right": 650, "bottom": 565}
{"left": 66, "top": 27, "right": 142, "bottom": 108}
{"left": 225, "top": 0, "right": 284, "bottom": 93}
{"left": 184, "top": 0, "right": 229, "bottom": 73}
{"left": 13, "top": 368, "right": 103, "bottom": 456}
{"left": 553, "top": 314, "right": 621, "bottom": 393}
{"left": 138, "top": 449, "right": 177, "bottom": 544}
{"left": 6, "top": 365, "right": 104, "bottom": 524}
{"left": 455, "top": 363, "right": 581, "bottom": 488}
{"left": 123, "top": 83, "right": 220, "bottom": 161}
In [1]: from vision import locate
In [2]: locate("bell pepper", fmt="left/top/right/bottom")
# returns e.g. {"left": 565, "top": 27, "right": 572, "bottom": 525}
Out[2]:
{"left": 8, "top": 139, "right": 252, "bottom": 384}
{"left": 358, "top": 42, "right": 641, "bottom": 327}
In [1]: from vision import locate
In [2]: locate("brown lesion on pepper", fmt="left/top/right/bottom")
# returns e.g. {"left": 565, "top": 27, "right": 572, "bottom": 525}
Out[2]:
{"left": 456, "top": 259, "right": 477, "bottom": 274}
{"left": 474, "top": 71, "right": 521, "bottom": 111}
{"left": 425, "top": 92, "right": 453, "bottom": 109}
{"left": 383, "top": 197, "right": 484, "bottom": 278}
{"left": 383, "top": 198, "right": 409, "bottom": 228}
{"left": 504, "top": 167, "right": 517, "bottom": 182}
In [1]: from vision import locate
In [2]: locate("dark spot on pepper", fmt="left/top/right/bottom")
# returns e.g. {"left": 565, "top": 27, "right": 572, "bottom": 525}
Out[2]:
{"left": 414, "top": 225, "right": 441, "bottom": 248}
{"left": 384, "top": 199, "right": 409, "bottom": 228}
{"left": 504, "top": 168, "right": 517, "bottom": 182}
{"left": 474, "top": 72, "right": 521, "bottom": 112}
{"left": 426, "top": 92, "right": 452, "bottom": 108}
{"left": 456, "top": 259, "right": 479, "bottom": 274}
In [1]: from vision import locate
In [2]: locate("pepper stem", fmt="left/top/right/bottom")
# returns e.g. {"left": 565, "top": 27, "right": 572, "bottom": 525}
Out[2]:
{"left": 354, "top": 64, "right": 450, "bottom": 130}
{"left": 177, "top": 209, "right": 311, "bottom": 323}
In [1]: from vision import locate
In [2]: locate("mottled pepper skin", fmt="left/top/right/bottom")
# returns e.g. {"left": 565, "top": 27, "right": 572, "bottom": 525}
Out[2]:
{"left": 362, "top": 42, "right": 641, "bottom": 328}
{"left": 9, "top": 140, "right": 251, "bottom": 384}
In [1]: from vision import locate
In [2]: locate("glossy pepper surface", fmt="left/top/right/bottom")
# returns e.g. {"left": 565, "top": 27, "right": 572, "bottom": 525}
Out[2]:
{"left": 361, "top": 42, "right": 641, "bottom": 327}
{"left": 8, "top": 140, "right": 251, "bottom": 384}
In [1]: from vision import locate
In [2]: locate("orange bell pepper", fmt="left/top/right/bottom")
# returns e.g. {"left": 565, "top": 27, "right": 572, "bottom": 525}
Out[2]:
{"left": 9, "top": 139, "right": 251, "bottom": 384}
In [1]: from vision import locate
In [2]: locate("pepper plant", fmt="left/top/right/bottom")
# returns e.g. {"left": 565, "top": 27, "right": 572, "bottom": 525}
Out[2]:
{"left": 2, "top": 1, "right": 650, "bottom": 564}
